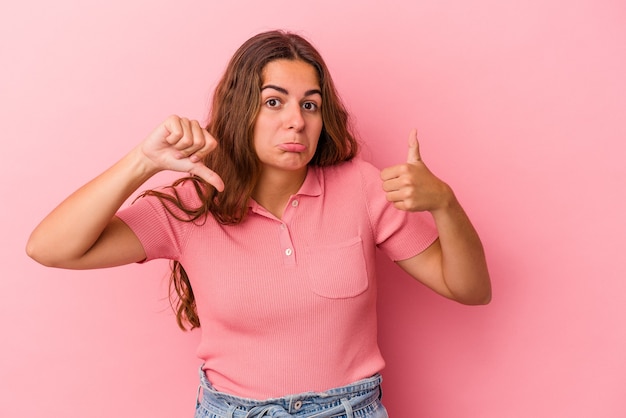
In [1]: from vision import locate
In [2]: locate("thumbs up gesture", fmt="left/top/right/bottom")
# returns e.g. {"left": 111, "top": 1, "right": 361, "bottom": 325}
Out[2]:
{"left": 381, "top": 129, "right": 453, "bottom": 213}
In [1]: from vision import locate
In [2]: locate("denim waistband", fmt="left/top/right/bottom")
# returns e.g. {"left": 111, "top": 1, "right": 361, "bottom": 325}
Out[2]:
{"left": 196, "top": 366, "right": 383, "bottom": 418}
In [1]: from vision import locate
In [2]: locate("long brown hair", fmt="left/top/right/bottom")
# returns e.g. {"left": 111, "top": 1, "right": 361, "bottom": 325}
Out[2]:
{"left": 143, "top": 30, "right": 359, "bottom": 330}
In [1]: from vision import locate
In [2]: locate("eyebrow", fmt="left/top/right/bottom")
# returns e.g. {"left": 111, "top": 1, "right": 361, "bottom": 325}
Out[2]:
{"left": 261, "top": 84, "right": 322, "bottom": 97}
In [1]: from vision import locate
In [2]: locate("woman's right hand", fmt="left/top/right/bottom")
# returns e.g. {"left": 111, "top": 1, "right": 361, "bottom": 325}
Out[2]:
{"left": 26, "top": 115, "right": 224, "bottom": 268}
{"left": 139, "top": 115, "right": 225, "bottom": 192}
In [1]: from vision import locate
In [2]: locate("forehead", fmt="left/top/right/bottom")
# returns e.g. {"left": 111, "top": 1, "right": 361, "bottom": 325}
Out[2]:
{"left": 261, "top": 59, "right": 320, "bottom": 89}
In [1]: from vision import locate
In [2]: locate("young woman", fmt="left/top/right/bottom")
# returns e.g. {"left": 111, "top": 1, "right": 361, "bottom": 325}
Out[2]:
{"left": 27, "top": 30, "right": 491, "bottom": 418}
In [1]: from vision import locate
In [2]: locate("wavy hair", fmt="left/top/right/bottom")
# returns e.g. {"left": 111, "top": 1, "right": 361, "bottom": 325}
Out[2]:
{"left": 142, "top": 30, "right": 359, "bottom": 330}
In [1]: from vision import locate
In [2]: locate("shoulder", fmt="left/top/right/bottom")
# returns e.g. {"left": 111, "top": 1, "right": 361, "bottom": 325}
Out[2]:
{"left": 319, "top": 157, "right": 381, "bottom": 181}
{"left": 313, "top": 159, "right": 384, "bottom": 206}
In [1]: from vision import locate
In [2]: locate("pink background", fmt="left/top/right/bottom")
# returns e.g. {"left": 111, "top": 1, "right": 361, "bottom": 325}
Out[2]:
{"left": 2, "top": 0, "right": 625, "bottom": 417}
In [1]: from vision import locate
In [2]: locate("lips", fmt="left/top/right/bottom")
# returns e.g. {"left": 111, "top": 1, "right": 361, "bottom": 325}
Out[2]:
{"left": 278, "top": 143, "right": 307, "bottom": 152}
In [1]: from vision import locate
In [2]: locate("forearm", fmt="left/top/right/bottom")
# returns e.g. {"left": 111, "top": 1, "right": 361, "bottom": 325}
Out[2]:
{"left": 26, "top": 147, "right": 157, "bottom": 266}
{"left": 431, "top": 191, "right": 492, "bottom": 304}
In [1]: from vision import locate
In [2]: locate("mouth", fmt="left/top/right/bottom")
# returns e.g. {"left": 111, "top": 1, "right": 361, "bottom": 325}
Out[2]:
{"left": 277, "top": 143, "right": 307, "bottom": 153}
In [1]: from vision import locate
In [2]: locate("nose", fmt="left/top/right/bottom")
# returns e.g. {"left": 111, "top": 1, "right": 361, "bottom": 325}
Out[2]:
{"left": 285, "top": 105, "right": 305, "bottom": 131}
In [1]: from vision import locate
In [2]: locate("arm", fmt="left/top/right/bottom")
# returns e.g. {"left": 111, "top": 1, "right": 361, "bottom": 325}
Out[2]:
{"left": 26, "top": 115, "right": 224, "bottom": 269}
{"left": 381, "top": 129, "right": 491, "bottom": 305}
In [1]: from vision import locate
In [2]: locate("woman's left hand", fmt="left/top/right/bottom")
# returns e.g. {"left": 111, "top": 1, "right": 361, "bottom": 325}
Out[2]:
{"left": 381, "top": 129, "right": 453, "bottom": 213}
{"left": 382, "top": 129, "right": 492, "bottom": 305}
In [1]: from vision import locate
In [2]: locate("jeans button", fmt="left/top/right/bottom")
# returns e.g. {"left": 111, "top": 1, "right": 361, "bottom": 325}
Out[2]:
{"left": 294, "top": 400, "right": 303, "bottom": 410}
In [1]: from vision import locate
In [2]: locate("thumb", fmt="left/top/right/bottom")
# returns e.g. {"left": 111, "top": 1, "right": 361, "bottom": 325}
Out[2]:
{"left": 189, "top": 163, "right": 225, "bottom": 192}
{"left": 407, "top": 128, "right": 422, "bottom": 164}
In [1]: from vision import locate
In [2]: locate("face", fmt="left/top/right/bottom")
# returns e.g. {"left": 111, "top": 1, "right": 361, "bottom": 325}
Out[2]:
{"left": 253, "top": 59, "right": 323, "bottom": 178}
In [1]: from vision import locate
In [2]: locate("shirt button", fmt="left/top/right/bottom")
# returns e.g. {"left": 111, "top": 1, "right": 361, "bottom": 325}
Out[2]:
{"left": 280, "top": 224, "right": 286, "bottom": 230}
{"left": 285, "top": 248, "right": 293, "bottom": 256}
{"left": 291, "top": 200, "right": 299, "bottom": 207}
{"left": 294, "top": 400, "right": 303, "bottom": 410}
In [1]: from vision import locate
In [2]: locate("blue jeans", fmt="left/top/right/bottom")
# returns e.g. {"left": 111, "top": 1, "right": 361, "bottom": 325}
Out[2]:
{"left": 194, "top": 367, "right": 389, "bottom": 418}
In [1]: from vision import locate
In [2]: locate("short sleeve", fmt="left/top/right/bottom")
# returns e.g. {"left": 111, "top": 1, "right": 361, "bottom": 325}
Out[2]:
{"left": 357, "top": 159, "right": 439, "bottom": 261}
{"left": 116, "top": 185, "right": 198, "bottom": 262}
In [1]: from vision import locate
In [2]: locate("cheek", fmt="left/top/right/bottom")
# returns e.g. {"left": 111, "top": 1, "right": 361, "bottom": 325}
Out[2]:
{"left": 253, "top": 115, "right": 277, "bottom": 139}
{"left": 251, "top": 129, "right": 264, "bottom": 158}
{"left": 313, "top": 123, "right": 323, "bottom": 145}
{"left": 252, "top": 117, "right": 268, "bottom": 145}
{"left": 309, "top": 116, "right": 323, "bottom": 135}
{"left": 309, "top": 131, "right": 322, "bottom": 152}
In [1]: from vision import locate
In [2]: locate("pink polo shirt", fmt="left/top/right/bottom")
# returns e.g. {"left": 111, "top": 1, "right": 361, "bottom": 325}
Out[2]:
{"left": 116, "top": 158, "right": 438, "bottom": 399}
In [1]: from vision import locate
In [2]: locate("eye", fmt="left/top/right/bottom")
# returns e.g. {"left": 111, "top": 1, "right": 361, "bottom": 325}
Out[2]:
{"left": 265, "top": 98, "right": 281, "bottom": 108}
{"left": 302, "top": 101, "right": 319, "bottom": 112}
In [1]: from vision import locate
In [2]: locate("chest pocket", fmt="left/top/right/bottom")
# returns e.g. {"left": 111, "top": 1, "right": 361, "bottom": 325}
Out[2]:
{"left": 303, "top": 236, "right": 369, "bottom": 299}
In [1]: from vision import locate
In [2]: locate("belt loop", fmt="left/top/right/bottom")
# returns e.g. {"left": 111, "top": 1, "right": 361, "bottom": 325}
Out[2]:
{"left": 340, "top": 398, "right": 354, "bottom": 418}
{"left": 196, "top": 384, "right": 202, "bottom": 406}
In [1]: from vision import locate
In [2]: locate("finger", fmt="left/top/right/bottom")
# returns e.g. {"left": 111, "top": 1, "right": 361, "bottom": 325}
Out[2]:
{"left": 162, "top": 115, "right": 184, "bottom": 145}
{"left": 173, "top": 120, "right": 209, "bottom": 161}
{"left": 182, "top": 120, "right": 208, "bottom": 158}
{"left": 381, "top": 177, "right": 404, "bottom": 193}
{"left": 384, "top": 190, "right": 403, "bottom": 203}
{"left": 392, "top": 201, "right": 409, "bottom": 212}
{"left": 386, "top": 191, "right": 417, "bottom": 212}
{"left": 407, "top": 128, "right": 422, "bottom": 164}
{"left": 201, "top": 128, "right": 218, "bottom": 154}
{"left": 173, "top": 118, "right": 196, "bottom": 152}
{"left": 385, "top": 188, "right": 413, "bottom": 203}
{"left": 189, "top": 163, "right": 225, "bottom": 192}
{"left": 380, "top": 164, "right": 405, "bottom": 181}
{"left": 189, "top": 126, "right": 218, "bottom": 163}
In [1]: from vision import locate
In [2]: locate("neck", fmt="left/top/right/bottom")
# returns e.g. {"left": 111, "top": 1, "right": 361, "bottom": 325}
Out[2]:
{"left": 252, "top": 167, "right": 308, "bottom": 219}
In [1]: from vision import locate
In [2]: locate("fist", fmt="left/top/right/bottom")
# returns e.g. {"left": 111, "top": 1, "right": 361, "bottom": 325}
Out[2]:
{"left": 380, "top": 129, "right": 452, "bottom": 212}
{"left": 141, "top": 115, "right": 224, "bottom": 191}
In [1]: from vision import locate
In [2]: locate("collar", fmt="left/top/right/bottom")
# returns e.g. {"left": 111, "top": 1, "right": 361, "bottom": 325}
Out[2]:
{"left": 247, "top": 166, "right": 322, "bottom": 211}
{"left": 296, "top": 165, "right": 322, "bottom": 197}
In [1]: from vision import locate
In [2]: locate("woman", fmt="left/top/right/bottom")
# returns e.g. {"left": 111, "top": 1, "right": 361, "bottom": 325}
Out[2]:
{"left": 27, "top": 30, "right": 491, "bottom": 417}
